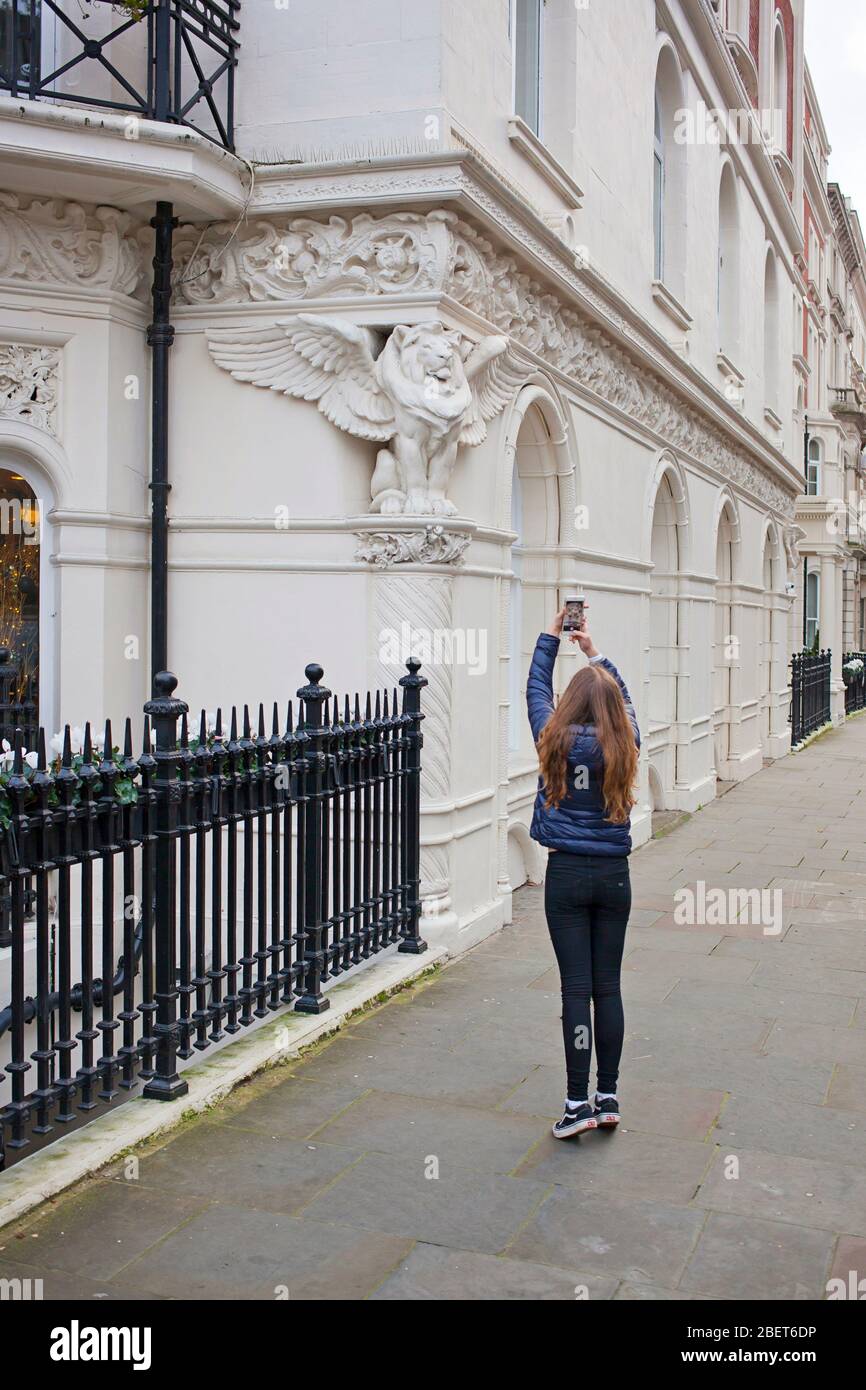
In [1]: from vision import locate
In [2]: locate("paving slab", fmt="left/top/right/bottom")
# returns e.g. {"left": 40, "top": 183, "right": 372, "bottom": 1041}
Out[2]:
{"left": 678, "top": 1211, "right": 835, "bottom": 1300}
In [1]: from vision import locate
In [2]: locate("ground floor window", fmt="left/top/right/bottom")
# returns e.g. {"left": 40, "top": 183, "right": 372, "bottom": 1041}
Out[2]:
{"left": 0, "top": 467, "right": 39, "bottom": 745}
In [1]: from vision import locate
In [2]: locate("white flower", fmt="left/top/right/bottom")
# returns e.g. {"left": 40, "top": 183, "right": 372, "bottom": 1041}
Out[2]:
{"left": 24, "top": 751, "right": 38, "bottom": 769}
{"left": 49, "top": 732, "right": 65, "bottom": 758}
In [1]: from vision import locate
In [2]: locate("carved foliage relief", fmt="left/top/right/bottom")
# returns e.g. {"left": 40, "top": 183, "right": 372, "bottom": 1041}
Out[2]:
{"left": 0, "top": 344, "right": 60, "bottom": 435}
{"left": 0, "top": 194, "right": 142, "bottom": 295}
{"left": 173, "top": 207, "right": 795, "bottom": 516}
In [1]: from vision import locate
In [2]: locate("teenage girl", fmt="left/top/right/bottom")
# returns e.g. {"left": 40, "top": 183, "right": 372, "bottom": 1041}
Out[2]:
{"left": 526, "top": 605, "right": 640, "bottom": 1138}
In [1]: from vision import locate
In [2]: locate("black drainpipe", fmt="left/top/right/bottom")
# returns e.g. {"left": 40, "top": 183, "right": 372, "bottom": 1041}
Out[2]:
{"left": 147, "top": 201, "right": 177, "bottom": 689}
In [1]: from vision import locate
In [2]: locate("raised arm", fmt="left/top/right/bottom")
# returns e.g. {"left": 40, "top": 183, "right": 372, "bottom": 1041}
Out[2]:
{"left": 526, "top": 632, "right": 559, "bottom": 744}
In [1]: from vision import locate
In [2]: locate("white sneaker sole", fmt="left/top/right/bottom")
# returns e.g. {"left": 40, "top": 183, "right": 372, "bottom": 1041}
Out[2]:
{"left": 596, "top": 1114, "right": 620, "bottom": 1127}
{"left": 552, "top": 1116, "right": 598, "bottom": 1139}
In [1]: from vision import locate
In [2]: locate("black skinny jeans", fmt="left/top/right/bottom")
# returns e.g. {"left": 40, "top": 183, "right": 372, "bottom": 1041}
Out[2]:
{"left": 544, "top": 851, "right": 631, "bottom": 1102}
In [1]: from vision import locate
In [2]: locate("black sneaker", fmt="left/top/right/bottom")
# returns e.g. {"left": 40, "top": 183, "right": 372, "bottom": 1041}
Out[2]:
{"left": 593, "top": 1096, "right": 620, "bottom": 1127}
{"left": 552, "top": 1103, "right": 597, "bottom": 1139}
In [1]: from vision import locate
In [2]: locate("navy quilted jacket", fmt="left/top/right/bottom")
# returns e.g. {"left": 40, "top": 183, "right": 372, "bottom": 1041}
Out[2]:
{"left": 526, "top": 633, "right": 641, "bottom": 856}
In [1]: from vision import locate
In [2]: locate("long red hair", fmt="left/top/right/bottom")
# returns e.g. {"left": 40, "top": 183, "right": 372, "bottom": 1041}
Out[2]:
{"left": 537, "top": 665, "right": 638, "bottom": 823}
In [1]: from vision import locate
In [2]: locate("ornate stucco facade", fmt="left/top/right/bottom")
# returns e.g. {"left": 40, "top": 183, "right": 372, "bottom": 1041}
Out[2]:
{"left": 3, "top": 0, "right": 850, "bottom": 947}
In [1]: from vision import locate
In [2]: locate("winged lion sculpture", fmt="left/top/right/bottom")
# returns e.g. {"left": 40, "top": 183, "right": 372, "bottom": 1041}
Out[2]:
{"left": 207, "top": 315, "right": 527, "bottom": 516}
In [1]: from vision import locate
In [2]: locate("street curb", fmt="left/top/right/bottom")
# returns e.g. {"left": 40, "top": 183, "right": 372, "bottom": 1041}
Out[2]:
{"left": 0, "top": 943, "right": 450, "bottom": 1233}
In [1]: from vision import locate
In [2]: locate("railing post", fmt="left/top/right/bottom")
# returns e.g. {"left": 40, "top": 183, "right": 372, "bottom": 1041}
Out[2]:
{"left": 153, "top": 0, "right": 172, "bottom": 124}
{"left": 295, "top": 664, "right": 331, "bottom": 1014}
{"left": 398, "top": 658, "right": 428, "bottom": 955}
{"left": 142, "top": 671, "right": 189, "bottom": 1100}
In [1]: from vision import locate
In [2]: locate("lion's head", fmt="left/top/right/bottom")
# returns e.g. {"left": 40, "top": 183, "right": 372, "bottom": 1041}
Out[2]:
{"left": 378, "top": 323, "right": 468, "bottom": 397}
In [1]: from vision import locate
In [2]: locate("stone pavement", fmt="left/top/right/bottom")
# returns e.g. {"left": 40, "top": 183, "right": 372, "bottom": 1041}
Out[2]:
{"left": 3, "top": 717, "right": 866, "bottom": 1301}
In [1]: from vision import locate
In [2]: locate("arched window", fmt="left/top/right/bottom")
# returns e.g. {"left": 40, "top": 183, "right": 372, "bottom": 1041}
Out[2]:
{"left": 806, "top": 437, "right": 822, "bottom": 495}
{"left": 653, "top": 92, "right": 665, "bottom": 280}
{"left": 718, "top": 162, "right": 740, "bottom": 360}
{"left": 0, "top": 467, "right": 40, "bottom": 747}
{"left": 763, "top": 250, "right": 780, "bottom": 411}
{"left": 773, "top": 17, "right": 788, "bottom": 152}
{"left": 653, "top": 45, "right": 686, "bottom": 301}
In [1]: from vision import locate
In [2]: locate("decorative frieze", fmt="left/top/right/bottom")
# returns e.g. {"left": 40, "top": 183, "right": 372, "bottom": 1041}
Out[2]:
{"left": 179, "top": 205, "right": 795, "bottom": 517}
{"left": 0, "top": 343, "right": 60, "bottom": 434}
{"left": 0, "top": 193, "right": 142, "bottom": 295}
{"left": 355, "top": 525, "right": 471, "bottom": 567}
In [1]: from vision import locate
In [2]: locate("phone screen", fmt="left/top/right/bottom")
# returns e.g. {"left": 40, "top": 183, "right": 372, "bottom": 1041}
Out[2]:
{"left": 563, "top": 598, "right": 585, "bottom": 633}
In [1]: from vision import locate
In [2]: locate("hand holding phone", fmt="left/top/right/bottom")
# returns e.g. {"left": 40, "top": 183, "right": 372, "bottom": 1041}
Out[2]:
{"left": 562, "top": 594, "right": 587, "bottom": 635}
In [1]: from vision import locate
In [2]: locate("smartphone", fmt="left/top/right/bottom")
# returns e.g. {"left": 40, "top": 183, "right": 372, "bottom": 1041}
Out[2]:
{"left": 562, "top": 594, "right": 586, "bottom": 635}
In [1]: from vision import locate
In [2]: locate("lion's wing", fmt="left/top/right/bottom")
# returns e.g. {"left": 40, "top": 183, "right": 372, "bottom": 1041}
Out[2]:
{"left": 207, "top": 313, "right": 396, "bottom": 442}
{"left": 460, "top": 345, "right": 530, "bottom": 445}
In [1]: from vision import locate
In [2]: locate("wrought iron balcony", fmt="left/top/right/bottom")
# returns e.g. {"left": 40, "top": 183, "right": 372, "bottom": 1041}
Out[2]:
{"left": 0, "top": 0, "right": 239, "bottom": 151}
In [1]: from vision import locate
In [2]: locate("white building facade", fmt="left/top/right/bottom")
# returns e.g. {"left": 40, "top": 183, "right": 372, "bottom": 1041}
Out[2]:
{"left": 0, "top": 0, "right": 824, "bottom": 949}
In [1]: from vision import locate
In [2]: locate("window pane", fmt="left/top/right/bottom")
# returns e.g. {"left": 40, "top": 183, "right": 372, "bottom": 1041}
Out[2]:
{"left": 514, "top": 0, "right": 542, "bottom": 134}
{"left": 653, "top": 150, "right": 664, "bottom": 279}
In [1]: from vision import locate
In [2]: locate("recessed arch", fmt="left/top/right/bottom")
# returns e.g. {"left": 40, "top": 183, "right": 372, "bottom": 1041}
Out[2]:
{"left": 501, "top": 381, "right": 575, "bottom": 769}
{"left": 653, "top": 37, "right": 688, "bottom": 301}
{"left": 759, "top": 517, "right": 785, "bottom": 755}
{"left": 712, "top": 491, "right": 742, "bottom": 776}
{"left": 645, "top": 452, "right": 689, "bottom": 810}
{"left": 500, "top": 376, "right": 575, "bottom": 539}
{"left": 643, "top": 452, "right": 691, "bottom": 569}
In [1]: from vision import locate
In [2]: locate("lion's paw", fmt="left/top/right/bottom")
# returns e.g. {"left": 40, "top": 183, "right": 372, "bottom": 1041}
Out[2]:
{"left": 429, "top": 496, "right": 458, "bottom": 516}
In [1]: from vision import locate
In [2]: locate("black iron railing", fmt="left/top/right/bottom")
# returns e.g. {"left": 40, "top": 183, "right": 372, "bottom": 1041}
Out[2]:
{"left": 843, "top": 651, "right": 866, "bottom": 714}
{"left": 0, "top": 659, "right": 427, "bottom": 1169}
{"left": 790, "top": 649, "right": 831, "bottom": 746}
{"left": 0, "top": 0, "right": 239, "bottom": 150}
